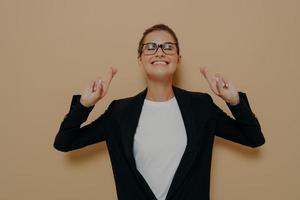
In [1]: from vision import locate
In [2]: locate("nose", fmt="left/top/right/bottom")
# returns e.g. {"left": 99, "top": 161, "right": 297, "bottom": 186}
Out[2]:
{"left": 155, "top": 47, "right": 165, "bottom": 57}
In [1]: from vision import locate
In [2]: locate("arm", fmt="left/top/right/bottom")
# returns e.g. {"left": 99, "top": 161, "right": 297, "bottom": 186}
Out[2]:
{"left": 53, "top": 95, "right": 115, "bottom": 152}
{"left": 209, "top": 92, "right": 265, "bottom": 148}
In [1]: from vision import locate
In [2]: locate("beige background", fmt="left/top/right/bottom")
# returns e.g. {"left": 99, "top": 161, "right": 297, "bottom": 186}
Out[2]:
{"left": 1, "top": 0, "right": 299, "bottom": 199}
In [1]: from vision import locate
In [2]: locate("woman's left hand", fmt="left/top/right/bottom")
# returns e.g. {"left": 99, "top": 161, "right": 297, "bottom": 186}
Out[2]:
{"left": 199, "top": 66, "right": 240, "bottom": 106}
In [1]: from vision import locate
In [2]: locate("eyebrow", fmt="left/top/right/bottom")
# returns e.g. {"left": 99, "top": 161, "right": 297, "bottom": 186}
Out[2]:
{"left": 144, "top": 42, "right": 175, "bottom": 44}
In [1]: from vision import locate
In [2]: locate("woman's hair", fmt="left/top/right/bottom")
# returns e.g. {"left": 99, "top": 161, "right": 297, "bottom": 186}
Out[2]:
{"left": 137, "top": 24, "right": 180, "bottom": 57}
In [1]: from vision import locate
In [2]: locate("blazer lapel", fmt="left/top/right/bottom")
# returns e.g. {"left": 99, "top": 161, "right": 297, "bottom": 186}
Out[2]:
{"left": 119, "top": 87, "right": 158, "bottom": 199}
{"left": 120, "top": 87, "right": 147, "bottom": 170}
{"left": 119, "top": 85, "right": 204, "bottom": 200}
{"left": 165, "top": 86, "right": 201, "bottom": 200}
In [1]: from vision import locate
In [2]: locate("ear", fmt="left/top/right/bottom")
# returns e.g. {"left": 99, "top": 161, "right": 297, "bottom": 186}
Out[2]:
{"left": 137, "top": 54, "right": 142, "bottom": 66}
{"left": 177, "top": 55, "right": 182, "bottom": 64}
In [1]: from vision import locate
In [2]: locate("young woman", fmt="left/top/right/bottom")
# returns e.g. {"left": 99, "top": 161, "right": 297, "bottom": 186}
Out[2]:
{"left": 54, "top": 24, "right": 265, "bottom": 200}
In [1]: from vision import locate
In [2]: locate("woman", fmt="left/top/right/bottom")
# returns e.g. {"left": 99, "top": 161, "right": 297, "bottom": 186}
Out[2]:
{"left": 54, "top": 24, "right": 265, "bottom": 200}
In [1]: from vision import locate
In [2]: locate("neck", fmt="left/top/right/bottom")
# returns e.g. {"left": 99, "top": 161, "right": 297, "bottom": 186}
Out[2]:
{"left": 145, "top": 79, "right": 174, "bottom": 102}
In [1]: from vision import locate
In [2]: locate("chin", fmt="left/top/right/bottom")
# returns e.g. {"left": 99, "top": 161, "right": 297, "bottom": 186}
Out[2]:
{"left": 143, "top": 64, "right": 176, "bottom": 78}
{"left": 147, "top": 64, "right": 176, "bottom": 71}
{"left": 146, "top": 71, "right": 175, "bottom": 81}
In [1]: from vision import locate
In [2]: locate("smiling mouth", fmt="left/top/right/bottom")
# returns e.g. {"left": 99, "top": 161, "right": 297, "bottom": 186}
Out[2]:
{"left": 151, "top": 60, "right": 169, "bottom": 65}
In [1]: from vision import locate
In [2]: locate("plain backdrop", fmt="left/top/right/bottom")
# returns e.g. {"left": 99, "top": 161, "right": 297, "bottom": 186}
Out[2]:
{"left": 1, "top": 0, "right": 299, "bottom": 199}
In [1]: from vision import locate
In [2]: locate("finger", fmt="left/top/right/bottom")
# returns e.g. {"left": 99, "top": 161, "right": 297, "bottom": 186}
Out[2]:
{"left": 199, "top": 66, "right": 209, "bottom": 80}
{"left": 93, "top": 76, "right": 102, "bottom": 92}
{"left": 108, "top": 67, "right": 117, "bottom": 82}
{"left": 103, "top": 67, "right": 113, "bottom": 86}
{"left": 96, "top": 79, "right": 103, "bottom": 94}
{"left": 88, "top": 80, "right": 94, "bottom": 92}
{"left": 103, "top": 67, "right": 117, "bottom": 91}
{"left": 221, "top": 76, "right": 229, "bottom": 88}
{"left": 215, "top": 77, "right": 224, "bottom": 94}
{"left": 200, "top": 66, "right": 217, "bottom": 87}
{"left": 215, "top": 73, "right": 226, "bottom": 88}
{"left": 91, "top": 80, "right": 97, "bottom": 92}
{"left": 208, "top": 76, "right": 219, "bottom": 95}
{"left": 216, "top": 73, "right": 228, "bottom": 93}
{"left": 111, "top": 67, "right": 117, "bottom": 77}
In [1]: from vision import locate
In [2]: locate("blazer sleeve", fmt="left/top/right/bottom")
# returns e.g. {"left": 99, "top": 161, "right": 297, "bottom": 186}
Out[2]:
{"left": 53, "top": 95, "right": 115, "bottom": 152}
{"left": 208, "top": 92, "right": 266, "bottom": 148}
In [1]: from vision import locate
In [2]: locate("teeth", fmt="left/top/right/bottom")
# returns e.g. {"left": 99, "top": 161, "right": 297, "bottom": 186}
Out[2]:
{"left": 152, "top": 61, "right": 168, "bottom": 65}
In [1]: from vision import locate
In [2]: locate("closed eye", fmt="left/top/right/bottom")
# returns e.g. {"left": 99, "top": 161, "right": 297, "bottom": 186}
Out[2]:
{"left": 163, "top": 44, "right": 175, "bottom": 50}
{"left": 145, "top": 43, "right": 157, "bottom": 50}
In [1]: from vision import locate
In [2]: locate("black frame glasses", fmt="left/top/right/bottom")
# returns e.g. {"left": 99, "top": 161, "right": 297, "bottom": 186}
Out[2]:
{"left": 141, "top": 42, "right": 178, "bottom": 55}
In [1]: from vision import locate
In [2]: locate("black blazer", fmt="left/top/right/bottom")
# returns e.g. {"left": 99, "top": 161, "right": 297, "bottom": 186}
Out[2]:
{"left": 54, "top": 85, "right": 265, "bottom": 200}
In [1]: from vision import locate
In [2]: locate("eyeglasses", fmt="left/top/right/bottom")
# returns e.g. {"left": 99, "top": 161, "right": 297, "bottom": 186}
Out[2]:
{"left": 141, "top": 42, "right": 177, "bottom": 55}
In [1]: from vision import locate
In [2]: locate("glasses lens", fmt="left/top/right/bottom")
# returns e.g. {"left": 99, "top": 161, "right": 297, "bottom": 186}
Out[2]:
{"left": 143, "top": 43, "right": 158, "bottom": 55}
{"left": 162, "top": 43, "right": 176, "bottom": 55}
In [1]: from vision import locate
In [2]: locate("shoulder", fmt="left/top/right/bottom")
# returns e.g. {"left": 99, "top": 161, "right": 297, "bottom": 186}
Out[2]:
{"left": 111, "top": 91, "right": 142, "bottom": 105}
{"left": 174, "top": 86, "right": 213, "bottom": 103}
{"left": 106, "top": 88, "right": 146, "bottom": 112}
{"left": 173, "top": 86, "right": 217, "bottom": 117}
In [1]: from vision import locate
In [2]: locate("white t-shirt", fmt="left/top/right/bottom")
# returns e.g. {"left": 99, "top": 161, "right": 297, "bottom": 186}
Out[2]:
{"left": 133, "top": 96, "right": 187, "bottom": 200}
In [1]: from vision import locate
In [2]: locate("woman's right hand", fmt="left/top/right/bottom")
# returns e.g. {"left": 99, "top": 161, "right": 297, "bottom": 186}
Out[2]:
{"left": 80, "top": 67, "right": 117, "bottom": 107}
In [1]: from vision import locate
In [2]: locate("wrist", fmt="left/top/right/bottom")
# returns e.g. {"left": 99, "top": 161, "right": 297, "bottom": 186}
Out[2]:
{"left": 80, "top": 98, "right": 93, "bottom": 108}
{"left": 228, "top": 94, "right": 240, "bottom": 106}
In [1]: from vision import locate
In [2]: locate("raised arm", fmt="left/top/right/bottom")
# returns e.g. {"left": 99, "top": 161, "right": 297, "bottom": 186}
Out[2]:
{"left": 53, "top": 67, "right": 117, "bottom": 152}
{"left": 200, "top": 66, "right": 265, "bottom": 148}
{"left": 207, "top": 92, "right": 265, "bottom": 147}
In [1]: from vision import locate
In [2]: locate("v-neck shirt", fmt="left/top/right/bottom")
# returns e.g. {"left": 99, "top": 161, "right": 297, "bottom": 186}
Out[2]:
{"left": 133, "top": 96, "right": 187, "bottom": 200}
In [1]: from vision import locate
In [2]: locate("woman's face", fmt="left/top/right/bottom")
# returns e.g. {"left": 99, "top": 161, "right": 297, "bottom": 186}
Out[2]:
{"left": 138, "top": 30, "right": 181, "bottom": 82}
